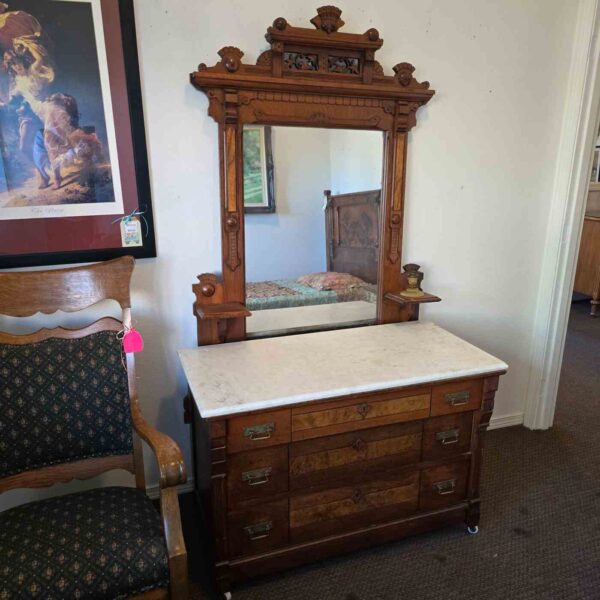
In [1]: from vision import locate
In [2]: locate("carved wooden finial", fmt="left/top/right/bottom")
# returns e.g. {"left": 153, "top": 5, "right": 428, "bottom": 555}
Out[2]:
{"left": 197, "top": 273, "right": 218, "bottom": 297}
{"left": 218, "top": 46, "right": 244, "bottom": 72}
{"left": 393, "top": 62, "right": 430, "bottom": 90}
{"left": 273, "top": 17, "right": 288, "bottom": 31}
{"left": 394, "top": 62, "right": 415, "bottom": 86}
{"left": 366, "top": 28, "right": 380, "bottom": 41}
{"left": 310, "top": 6, "right": 345, "bottom": 33}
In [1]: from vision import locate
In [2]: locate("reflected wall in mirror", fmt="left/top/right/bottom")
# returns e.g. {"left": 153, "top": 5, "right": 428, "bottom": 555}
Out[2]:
{"left": 244, "top": 126, "right": 383, "bottom": 337}
{"left": 243, "top": 126, "right": 275, "bottom": 213}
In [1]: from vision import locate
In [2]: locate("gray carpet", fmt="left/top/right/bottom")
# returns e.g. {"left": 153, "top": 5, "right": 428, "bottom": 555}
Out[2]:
{"left": 190, "top": 301, "right": 600, "bottom": 599}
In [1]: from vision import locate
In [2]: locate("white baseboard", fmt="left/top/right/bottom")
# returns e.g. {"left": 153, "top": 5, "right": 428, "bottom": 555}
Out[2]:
{"left": 488, "top": 412, "right": 524, "bottom": 430}
{"left": 146, "top": 479, "right": 195, "bottom": 500}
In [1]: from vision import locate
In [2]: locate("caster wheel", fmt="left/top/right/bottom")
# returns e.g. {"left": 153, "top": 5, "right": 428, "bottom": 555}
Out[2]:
{"left": 467, "top": 525, "right": 479, "bottom": 535}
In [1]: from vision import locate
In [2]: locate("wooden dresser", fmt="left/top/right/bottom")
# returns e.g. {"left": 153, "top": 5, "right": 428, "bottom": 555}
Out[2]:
{"left": 180, "top": 322, "right": 507, "bottom": 598}
{"left": 574, "top": 213, "right": 600, "bottom": 316}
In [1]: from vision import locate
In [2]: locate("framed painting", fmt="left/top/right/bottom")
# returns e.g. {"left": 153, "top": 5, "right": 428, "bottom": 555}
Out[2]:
{"left": 0, "top": 0, "right": 156, "bottom": 269}
{"left": 243, "top": 125, "right": 275, "bottom": 213}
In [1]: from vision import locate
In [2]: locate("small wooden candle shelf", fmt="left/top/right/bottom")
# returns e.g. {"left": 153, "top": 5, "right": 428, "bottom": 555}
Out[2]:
{"left": 384, "top": 291, "right": 442, "bottom": 306}
{"left": 195, "top": 302, "right": 251, "bottom": 321}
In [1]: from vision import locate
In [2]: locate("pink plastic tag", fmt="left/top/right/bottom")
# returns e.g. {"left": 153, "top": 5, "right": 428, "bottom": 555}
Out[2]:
{"left": 123, "top": 328, "right": 144, "bottom": 353}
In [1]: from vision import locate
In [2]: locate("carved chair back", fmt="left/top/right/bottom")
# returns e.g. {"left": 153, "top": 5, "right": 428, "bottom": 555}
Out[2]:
{"left": 0, "top": 256, "right": 146, "bottom": 494}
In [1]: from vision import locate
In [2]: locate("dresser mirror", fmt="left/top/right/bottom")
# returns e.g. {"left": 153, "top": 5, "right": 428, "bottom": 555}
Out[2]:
{"left": 245, "top": 125, "right": 383, "bottom": 337}
{"left": 190, "top": 5, "right": 438, "bottom": 346}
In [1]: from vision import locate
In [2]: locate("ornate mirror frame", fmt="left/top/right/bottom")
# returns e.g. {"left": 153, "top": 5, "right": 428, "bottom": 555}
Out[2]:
{"left": 190, "top": 6, "right": 440, "bottom": 345}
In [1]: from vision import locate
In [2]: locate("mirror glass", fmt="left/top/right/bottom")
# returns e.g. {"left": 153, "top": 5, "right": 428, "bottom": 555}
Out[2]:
{"left": 244, "top": 126, "right": 384, "bottom": 337}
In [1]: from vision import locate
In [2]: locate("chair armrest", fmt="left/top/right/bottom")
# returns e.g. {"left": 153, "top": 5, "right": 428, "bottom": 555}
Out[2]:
{"left": 159, "top": 486, "right": 189, "bottom": 597}
{"left": 131, "top": 399, "right": 187, "bottom": 489}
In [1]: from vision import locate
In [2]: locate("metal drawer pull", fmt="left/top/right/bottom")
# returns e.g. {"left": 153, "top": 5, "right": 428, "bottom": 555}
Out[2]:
{"left": 356, "top": 403, "right": 371, "bottom": 418}
{"left": 244, "top": 423, "right": 275, "bottom": 441}
{"left": 433, "top": 479, "right": 457, "bottom": 495}
{"left": 351, "top": 438, "right": 366, "bottom": 452}
{"left": 241, "top": 467, "right": 272, "bottom": 486}
{"left": 436, "top": 428, "right": 460, "bottom": 445}
{"left": 445, "top": 391, "right": 471, "bottom": 407}
{"left": 244, "top": 521, "right": 273, "bottom": 541}
{"left": 351, "top": 489, "right": 364, "bottom": 504}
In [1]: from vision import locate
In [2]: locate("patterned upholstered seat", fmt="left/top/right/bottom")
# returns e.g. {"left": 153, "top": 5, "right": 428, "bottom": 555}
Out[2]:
{"left": 0, "top": 487, "right": 169, "bottom": 599}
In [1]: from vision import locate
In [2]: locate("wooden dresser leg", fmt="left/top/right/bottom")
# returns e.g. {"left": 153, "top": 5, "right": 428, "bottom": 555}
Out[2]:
{"left": 466, "top": 375, "right": 499, "bottom": 532}
{"left": 466, "top": 499, "right": 481, "bottom": 530}
{"left": 209, "top": 418, "right": 231, "bottom": 598}
{"left": 215, "top": 562, "right": 232, "bottom": 600}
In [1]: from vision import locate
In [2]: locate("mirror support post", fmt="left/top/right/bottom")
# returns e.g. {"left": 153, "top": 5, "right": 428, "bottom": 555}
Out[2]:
{"left": 378, "top": 129, "right": 415, "bottom": 323}
{"left": 219, "top": 99, "right": 246, "bottom": 341}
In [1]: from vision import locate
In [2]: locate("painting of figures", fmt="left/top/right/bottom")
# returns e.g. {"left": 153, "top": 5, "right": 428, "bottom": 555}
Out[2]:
{"left": 0, "top": 0, "right": 123, "bottom": 220}
{"left": 243, "top": 125, "right": 275, "bottom": 213}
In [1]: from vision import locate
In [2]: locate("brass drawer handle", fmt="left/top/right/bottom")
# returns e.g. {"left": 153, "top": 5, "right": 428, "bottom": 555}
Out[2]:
{"left": 436, "top": 428, "right": 460, "bottom": 445}
{"left": 445, "top": 391, "right": 470, "bottom": 407}
{"left": 244, "top": 423, "right": 275, "bottom": 441}
{"left": 433, "top": 479, "right": 457, "bottom": 495}
{"left": 351, "top": 489, "right": 364, "bottom": 504}
{"left": 244, "top": 521, "right": 272, "bottom": 541}
{"left": 241, "top": 467, "right": 272, "bottom": 486}
{"left": 356, "top": 403, "right": 371, "bottom": 418}
{"left": 351, "top": 438, "right": 366, "bottom": 452}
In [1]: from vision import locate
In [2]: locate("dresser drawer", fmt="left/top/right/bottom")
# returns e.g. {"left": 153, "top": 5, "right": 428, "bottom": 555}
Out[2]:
{"left": 431, "top": 380, "right": 482, "bottom": 416}
{"left": 228, "top": 446, "right": 288, "bottom": 508}
{"left": 290, "top": 471, "right": 419, "bottom": 543}
{"left": 419, "top": 459, "right": 469, "bottom": 511}
{"left": 228, "top": 498, "right": 289, "bottom": 559}
{"left": 291, "top": 388, "right": 430, "bottom": 441}
{"left": 289, "top": 422, "right": 422, "bottom": 490}
{"left": 422, "top": 413, "right": 473, "bottom": 461}
{"left": 227, "top": 408, "right": 291, "bottom": 454}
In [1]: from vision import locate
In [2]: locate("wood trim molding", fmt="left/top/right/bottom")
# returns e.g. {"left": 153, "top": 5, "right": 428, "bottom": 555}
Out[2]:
{"left": 0, "top": 256, "right": 134, "bottom": 317}
{"left": 0, "top": 455, "right": 136, "bottom": 494}
{"left": 190, "top": 6, "right": 435, "bottom": 342}
{"left": 525, "top": 0, "right": 600, "bottom": 429}
{"left": 0, "top": 317, "right": 122, "bottom": 345}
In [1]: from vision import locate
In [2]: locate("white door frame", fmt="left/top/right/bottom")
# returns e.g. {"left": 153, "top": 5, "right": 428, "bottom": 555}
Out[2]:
{"left": 524, "top": 0, "right": 600, "bottom": 430}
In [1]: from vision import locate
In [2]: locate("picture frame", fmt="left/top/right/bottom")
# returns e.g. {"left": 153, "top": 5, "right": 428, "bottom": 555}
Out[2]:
{"left": 0, "top": 0, "right": 156, "bottom": 269}
{"left": 243, "top": 125, "right": 275, "bottom": 213}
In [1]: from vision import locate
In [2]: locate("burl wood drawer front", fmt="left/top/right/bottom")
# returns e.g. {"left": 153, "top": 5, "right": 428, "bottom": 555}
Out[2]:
{"left": 289, "top": 422, "right": 422, "bottom": 491}
{"left": 227, "top": 408, "right": 291, "bottom": 454}
{"left": 419, "top": 459, "right": 469, "bottom": 511}
{"left": 430, "top": 379, "right": 482, "bottom": 417}
{"left": 228, "top": 446, "right": 289, "bottom": 509}
{"left": 290, "top": 471, "right": 419, "bottom": 543}
{"left": 291, "top": 388, "right": 431, "bottom": 441}
{"left": 422, "top": 413, "right": 473, "bottom": 461}
{"left": 228, "top": 498, "right": 289, "bottom": 559}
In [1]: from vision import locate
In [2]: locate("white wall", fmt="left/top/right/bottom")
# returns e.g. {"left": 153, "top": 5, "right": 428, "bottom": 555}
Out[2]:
{"left": 329, "top": 129, "right": 384, "bottom": 194}
{"left": 245, "top": 127, "right": 384, "bottom": 281}
{"left": 245, "top": 127, "right": 330, "bottom": 281}
{"left": 0, "top": 0, "right": 579, "bottom": 509}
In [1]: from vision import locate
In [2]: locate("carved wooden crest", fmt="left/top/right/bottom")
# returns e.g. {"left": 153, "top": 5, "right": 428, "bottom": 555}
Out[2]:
{"left": 191, "top": 5, "right": 434, "bottom": 132}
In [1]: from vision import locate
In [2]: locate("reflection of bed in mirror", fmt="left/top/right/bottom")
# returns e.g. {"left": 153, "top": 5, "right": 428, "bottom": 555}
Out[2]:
{"left": 246, "top": 188, "right": 380, "bottom": 335}
{"left": 246, "top": 190, "right": 381, "bottom": 331}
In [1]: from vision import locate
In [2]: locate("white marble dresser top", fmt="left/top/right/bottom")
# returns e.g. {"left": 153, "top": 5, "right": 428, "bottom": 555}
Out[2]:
{"left": 179, "top": 321, "right": 508, "bottom": 419}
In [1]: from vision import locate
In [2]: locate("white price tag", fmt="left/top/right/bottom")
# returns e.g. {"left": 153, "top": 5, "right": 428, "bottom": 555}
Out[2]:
{"left": 120, "top": 216, "right": 143, "bottom": 247}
